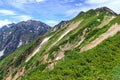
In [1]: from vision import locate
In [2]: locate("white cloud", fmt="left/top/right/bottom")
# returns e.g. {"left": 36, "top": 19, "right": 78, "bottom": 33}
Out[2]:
{"left": 35, "top": 0, "right": 45, "bottom": 2}
{"left": 0, "top": 19, "right": 12, "bottom": 28}
{"left": 97, "top": 0, "right": 120, "bottom": 13}
{"left": 83, "top": 0, "right": 120, "bottom": 14}
{"left": 0, "top": 9, "right": 16, "bottom": 15}
{"left": 13, "top": 0, "right": 45, "bottom": 3}
{"left": 14, "top": 0, "right": 28, "bottom": 3}
{"left": 109, "top": 2, "right": 120, "bottom": 13}
{"left": 6, "top": 0, "right": 45, "bottom": 11}
{"left": 85, "top": 0, "right": 109, "bottom": 4}
{"left": 16, "top": 15, "right": 32, "bottom": 21}
{"left": 64, "top": 0, "right": 74, "bottom": 2}
{"left": 45, "top": 20, "right": 59, "bottom": 26}
{"left": 75, "top": 3, "right": 82, "bottom": 7}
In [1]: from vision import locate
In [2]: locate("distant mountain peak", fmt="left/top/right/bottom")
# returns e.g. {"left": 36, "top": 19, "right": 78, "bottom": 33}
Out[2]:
{"left": 0, "top": 20, "right": 51, "bottom": 58}
{"left": 95, "top": 6, "right": 118, "bottom": 15}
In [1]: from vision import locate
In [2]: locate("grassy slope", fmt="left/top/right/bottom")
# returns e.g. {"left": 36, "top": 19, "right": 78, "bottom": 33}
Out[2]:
{"left": 22, "top": 10, "right": 99, "bottom": 71}
{"left": 22, "top": 15, "right": 120, "bottom": 79}
{"left": 0, "top": 36, "right": 44, "bottom": 79}
{"left": 23, "top": 32, "right": 120, "bottom": 80}
{"left": 0, "top": 9, "right": 120, "bottom": 80}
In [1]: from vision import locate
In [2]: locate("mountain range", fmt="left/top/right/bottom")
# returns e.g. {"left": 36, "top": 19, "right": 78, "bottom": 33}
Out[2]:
{"left": 0, "top": 7, "right": 120, "bottom": 80}
{"left": 0, "top": 20, "right": 51, "bottom": 58}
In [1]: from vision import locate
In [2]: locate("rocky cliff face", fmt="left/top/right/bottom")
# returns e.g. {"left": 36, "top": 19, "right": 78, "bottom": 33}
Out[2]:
{"left": 0, "top": 20, "right": 51, "bottom": 58}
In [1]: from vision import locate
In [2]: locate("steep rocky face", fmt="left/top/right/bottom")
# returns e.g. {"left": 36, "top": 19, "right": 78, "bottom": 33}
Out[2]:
{"left": 0, "top": 20, "right": 51, "bottom": 58}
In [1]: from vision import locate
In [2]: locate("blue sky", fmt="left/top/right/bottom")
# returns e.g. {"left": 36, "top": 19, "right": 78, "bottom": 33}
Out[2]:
{"left": 0, "top": 0, "right": 120, "bottom": 27}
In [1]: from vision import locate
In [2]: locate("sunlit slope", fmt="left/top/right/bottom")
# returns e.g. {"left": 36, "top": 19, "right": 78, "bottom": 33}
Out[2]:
{"left": 0, "top": 7, "right": 120, "bottom": 80}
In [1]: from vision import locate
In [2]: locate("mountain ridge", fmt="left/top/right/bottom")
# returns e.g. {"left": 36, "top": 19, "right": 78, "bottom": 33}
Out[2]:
{"left": 0, "top": 7, "right": 120, "bottom": 80}
{"left": 95, "top": 6, "right": 118, "bottom": 15}
{"left": 0, "top": 20, "right": 51, "bottom": 58}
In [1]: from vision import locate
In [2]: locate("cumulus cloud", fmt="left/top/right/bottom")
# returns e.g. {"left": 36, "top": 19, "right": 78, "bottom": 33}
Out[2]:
{"left": 0, "top": 9, "right": 16, "bottom": 15}
{"left": 0, "top": 19, "right": 12, "bottom": 28}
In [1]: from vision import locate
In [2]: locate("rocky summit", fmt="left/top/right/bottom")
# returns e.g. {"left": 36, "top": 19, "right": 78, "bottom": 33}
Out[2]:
{"left": 0, "top": 20, "right": 51, "bottom": 58}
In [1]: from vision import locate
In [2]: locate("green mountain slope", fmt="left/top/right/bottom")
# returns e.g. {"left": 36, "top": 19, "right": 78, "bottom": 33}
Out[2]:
{"left": 0, "top": 7, "right": 120, "bottom": 80}
{"left": 24, "top": 31, "right": 120, "bottom": 80}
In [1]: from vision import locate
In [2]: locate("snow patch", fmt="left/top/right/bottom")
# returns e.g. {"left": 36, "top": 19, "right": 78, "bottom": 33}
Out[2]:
{"left": 17, "top": 40, "right": 22, "bottom": 48}
{"left": 30, "top": 30, "right": 33, "bottom": 32}
{"left": 0, "top": 49, "right": 5, "bottom": 57}
{"left": 9, "top": 31, "right": 11, "bottom": 34}
{"left": 37, "top": 26, "right": 40, "bottom": 30}
{"left": 6, "top": 24, "right": 11, "bottom": 28}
